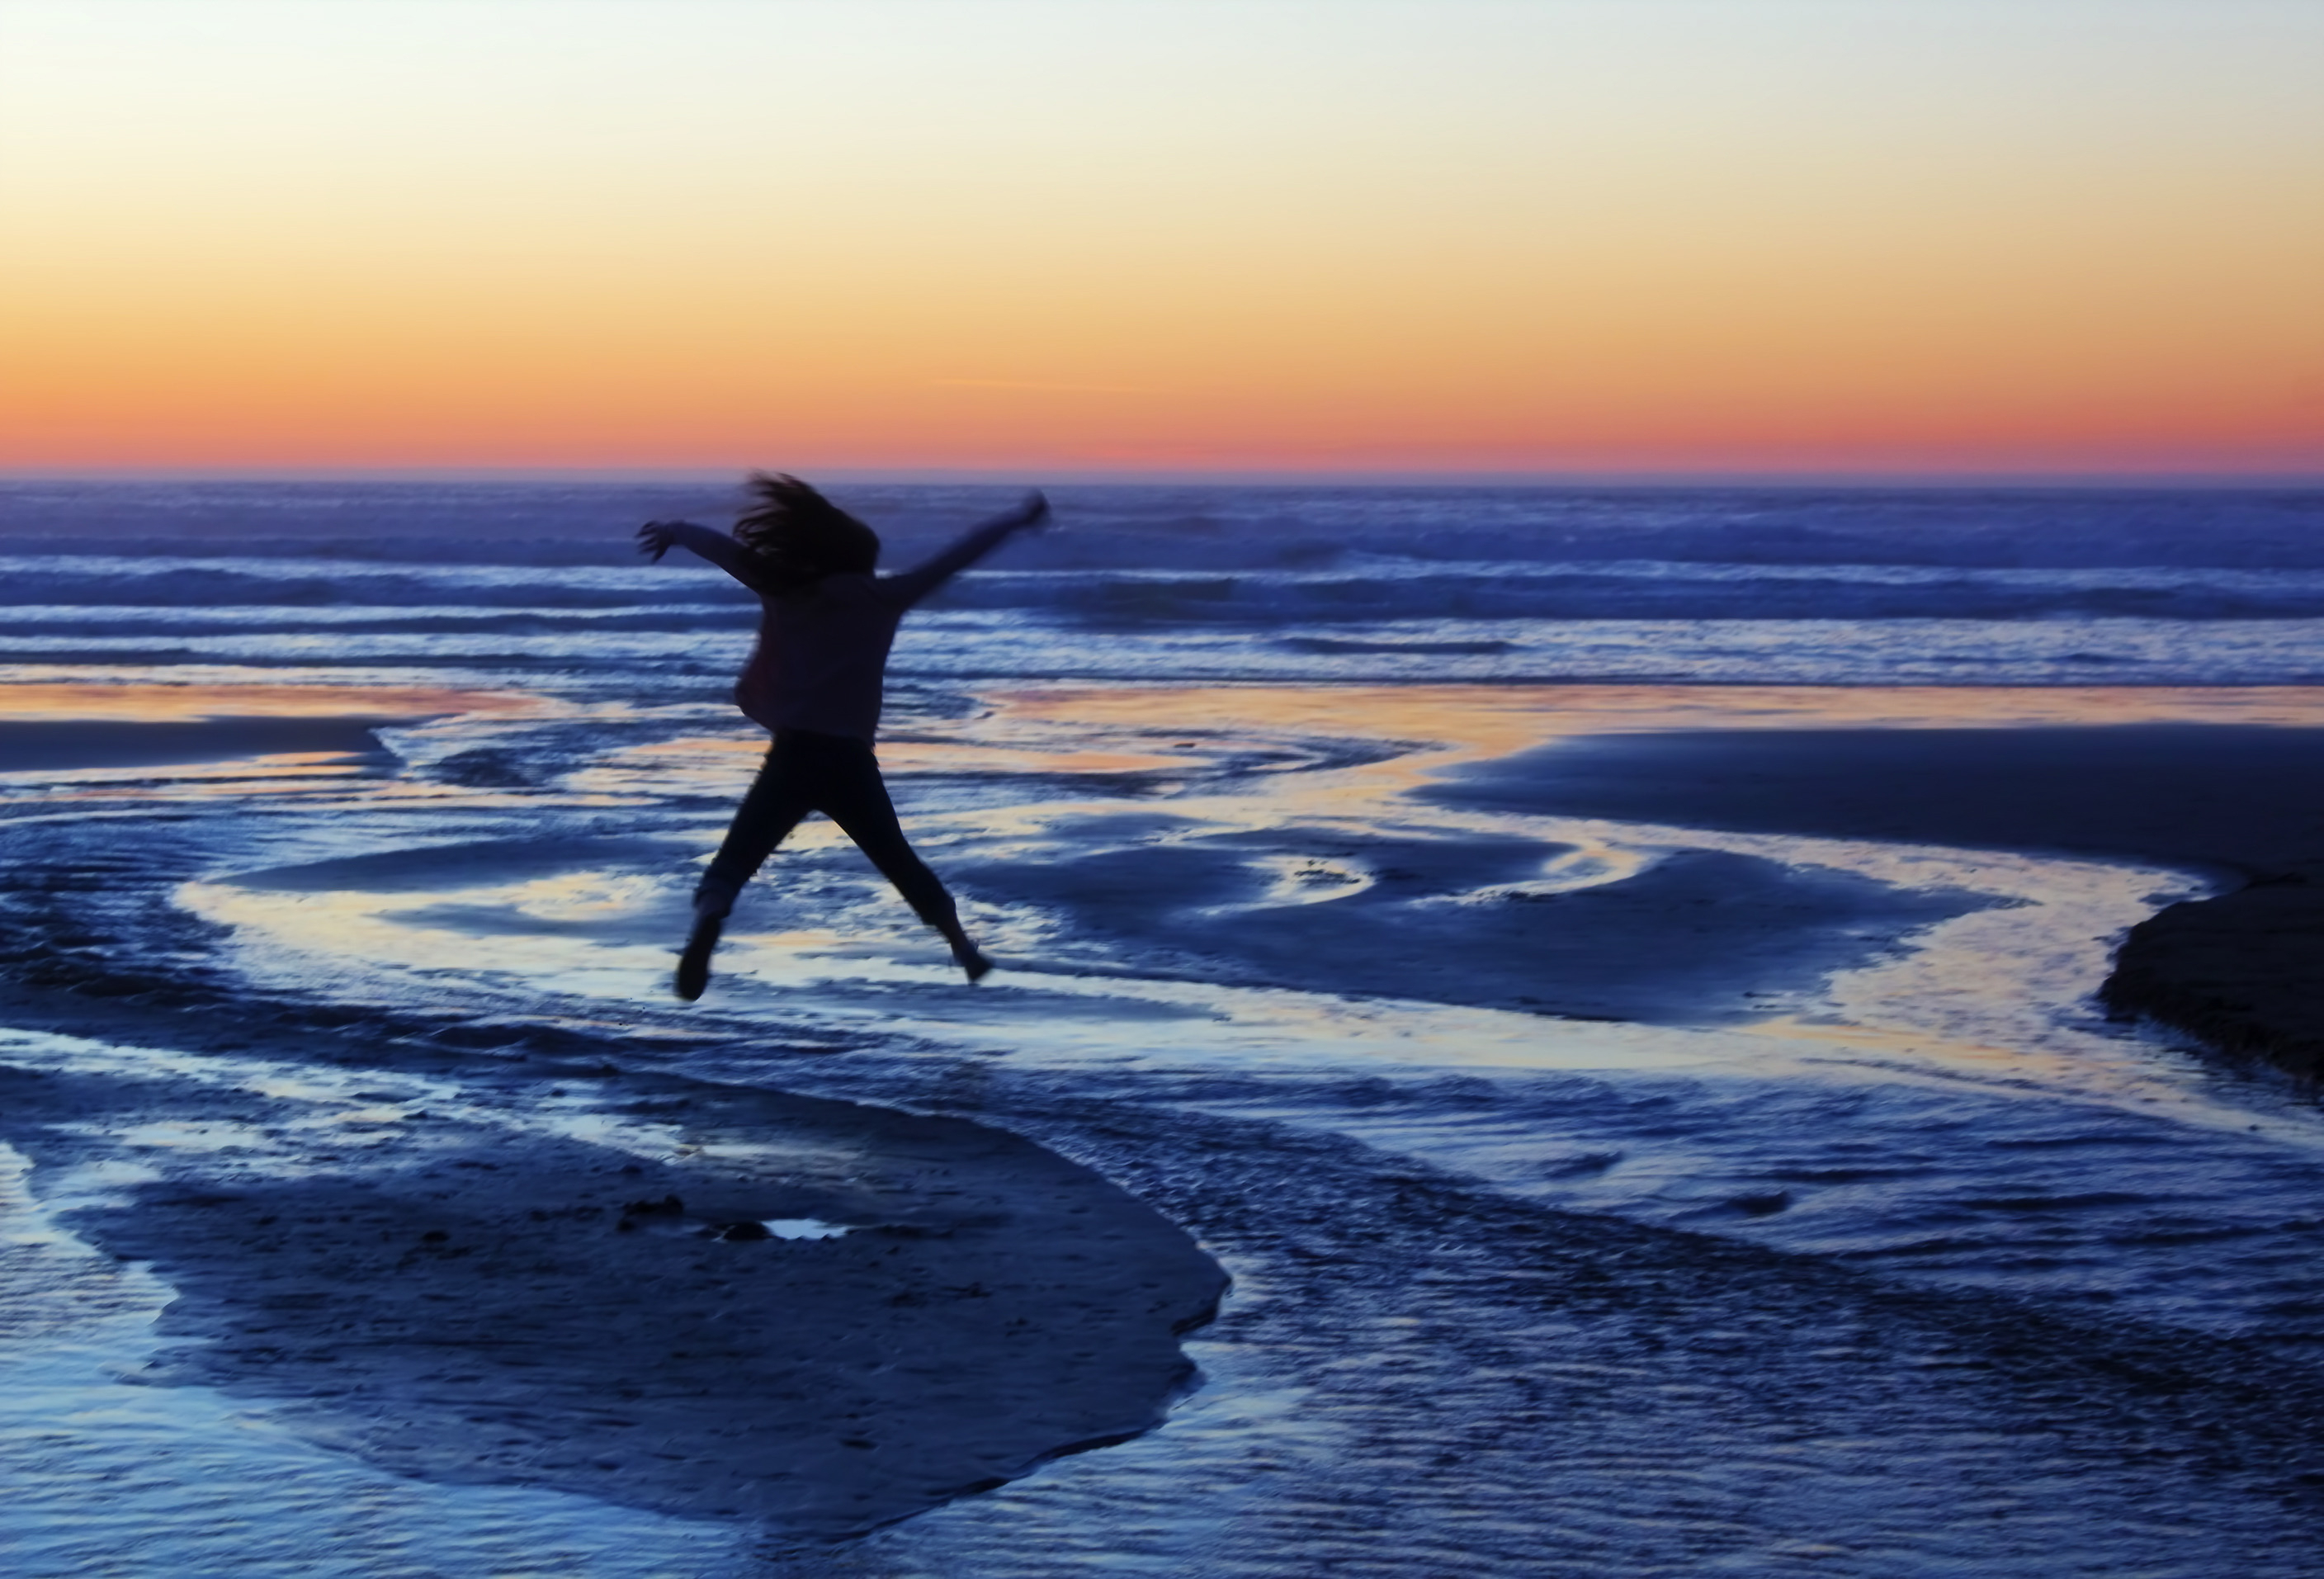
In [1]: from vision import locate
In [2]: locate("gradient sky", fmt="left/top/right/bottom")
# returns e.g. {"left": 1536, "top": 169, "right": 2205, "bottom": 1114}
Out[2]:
{"left": 3, "top": 0, "right": 2319, "bottom": 475}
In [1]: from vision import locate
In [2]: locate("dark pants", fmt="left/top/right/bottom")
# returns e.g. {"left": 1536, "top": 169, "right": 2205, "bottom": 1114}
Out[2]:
{"left": 700, "top": 729, "right": 962, "bottom": 939}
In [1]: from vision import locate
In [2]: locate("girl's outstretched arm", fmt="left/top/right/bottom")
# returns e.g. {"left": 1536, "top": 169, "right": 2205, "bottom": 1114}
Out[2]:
{"left": 882, "top": 492, "right": 1050, "bottom": 607}
{"left": 637, "top": 520, "right": 760, "bottom": 587}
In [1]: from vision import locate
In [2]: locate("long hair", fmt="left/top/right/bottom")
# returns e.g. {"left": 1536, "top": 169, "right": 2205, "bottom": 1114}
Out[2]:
{"left": 731, "top": 472, "right": 881, "bottom": 593}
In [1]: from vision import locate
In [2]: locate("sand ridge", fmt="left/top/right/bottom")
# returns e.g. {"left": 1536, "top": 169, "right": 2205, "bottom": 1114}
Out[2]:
{"left": 0, "top": 1019, "right": 1226, "bottom": 1540}
{"left": 1423, "top": 720, "right": 2324, "bottom": 1081}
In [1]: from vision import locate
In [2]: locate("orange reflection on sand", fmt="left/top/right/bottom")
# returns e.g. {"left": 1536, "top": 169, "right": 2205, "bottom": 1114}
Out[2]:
{"left": 990, "top": 683, "right": 2324, "bottom": 749}
{"left": 0, "top": 681, "right": 550, "bottom": 724}
{"left": 876, "top": 740, "right": 1188, "bottom": 777}
{"left": 7, "top": 761, "right": 383, "bottom": 801}
{"left": 8, "top": 770, "right": 551, "bottom": 811}
{"left": 0, "top": 752, "right": 368, "bottom": 782}
{"left": 975, "top": 683, "right": 2324, "bottom": 826}
{"left": 1750, "top": 1014, "right": 2047, "bottom": 1074}
{"left": 578, "top": 732, "right": 1188, "bottom": 787}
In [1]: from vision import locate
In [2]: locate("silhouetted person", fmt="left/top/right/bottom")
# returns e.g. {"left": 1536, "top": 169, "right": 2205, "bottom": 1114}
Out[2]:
{"left": 638, "top": 474, "right": 1049, "bottom": 1000}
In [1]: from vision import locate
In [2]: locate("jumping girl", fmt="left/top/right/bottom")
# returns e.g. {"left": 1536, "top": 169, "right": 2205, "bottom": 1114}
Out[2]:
{"left": 637, "top": 475, "right": 1049, "bottom": 1000}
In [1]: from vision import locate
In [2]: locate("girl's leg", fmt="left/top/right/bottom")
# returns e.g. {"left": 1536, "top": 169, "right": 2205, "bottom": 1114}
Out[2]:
{"left": 700, "top": 735, "right": 817, "bottom": 909}
{"left": 678, "top": 735, "right": 815, "bottom": 1000}
{"left": 815, "top": 740, "right": 990, "bottom": 981}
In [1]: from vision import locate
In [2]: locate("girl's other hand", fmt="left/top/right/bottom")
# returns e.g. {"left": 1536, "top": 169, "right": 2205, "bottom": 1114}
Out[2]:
{"left": 1013, "top": 491, "right": 1051, "bottom": 531}
{"left": 636, "top": 521, "right": 680, "bottom": 561}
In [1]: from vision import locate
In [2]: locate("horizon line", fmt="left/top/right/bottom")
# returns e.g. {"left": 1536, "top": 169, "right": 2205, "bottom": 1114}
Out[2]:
{"left": 3, "top": 465, "right": 2320, "bottom": 491}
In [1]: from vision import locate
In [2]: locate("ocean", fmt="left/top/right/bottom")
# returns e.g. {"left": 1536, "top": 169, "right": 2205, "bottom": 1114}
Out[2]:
{"left": 5, "top": 479, "right": 2324, "bottom": 1576}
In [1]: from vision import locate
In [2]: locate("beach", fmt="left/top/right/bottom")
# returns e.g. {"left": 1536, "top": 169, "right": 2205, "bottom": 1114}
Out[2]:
{"left": 1419, "top": 711, "right": 2324, "bottom": 1083}
{"left": 0, "top": 1019, "right": 1226, "bottom": 1540}
{"left": 7, "top": 481, "right": 2324, "bottom": 1574}
{"left": 12, "top": 0, "right": 2322, "bottom": 1561}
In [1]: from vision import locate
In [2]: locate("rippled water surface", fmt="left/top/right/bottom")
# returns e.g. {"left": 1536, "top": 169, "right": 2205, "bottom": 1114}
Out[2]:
{"left": 6, "top": 482, "right": 2324, "bottom": 1575}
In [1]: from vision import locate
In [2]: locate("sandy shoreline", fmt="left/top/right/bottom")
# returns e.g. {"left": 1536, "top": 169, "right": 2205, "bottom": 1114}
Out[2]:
{"left": 1427, "top": 720, "right": 2324, "bottom": 1080}
{"left": 1426, "top": 722, "right": 2324, "bottom": 875}
{"left": 0, "top": 717, "right": 400, "bottom": 773}
{"left": 2104, "top": 876, "right": 2324, "bottom": 1082}
{"left": 11, "top": 686, "right": 2324, "bottom": 1562}
{"left": 0, "top": 680, "right": 1235, "bottom": 1542}
{"left": 15, "top": 691, "right": 2324, "bottom": 1082}
{"left": 19, "top": 963, "right": 2324, "bottom": 1568}
{"left": 18, "top": 692, "right": 2322, "bottom": 1076}
{"left": 0, "top": 967, "right": 1226, "bottom": 1539}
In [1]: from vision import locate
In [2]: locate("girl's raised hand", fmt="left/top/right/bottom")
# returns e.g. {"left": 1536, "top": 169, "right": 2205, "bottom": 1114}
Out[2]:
{"left": 636, "top": 521, "right": 681, "bottom": 561}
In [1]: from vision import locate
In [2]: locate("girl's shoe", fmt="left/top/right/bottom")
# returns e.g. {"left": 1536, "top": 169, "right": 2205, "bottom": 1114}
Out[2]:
{"left": 675, "top": 904, "right": 727, "bottom": 1001}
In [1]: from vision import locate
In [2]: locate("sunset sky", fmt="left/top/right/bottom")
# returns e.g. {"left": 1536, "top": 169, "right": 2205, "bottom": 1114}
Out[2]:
{"left": 2, "top": 0, "right": 2318, "bottom": 477}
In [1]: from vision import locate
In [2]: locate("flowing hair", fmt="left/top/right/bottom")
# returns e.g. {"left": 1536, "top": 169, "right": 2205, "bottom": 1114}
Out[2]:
{"left": 731, "top": 473, "right": 881, "bottom": 593}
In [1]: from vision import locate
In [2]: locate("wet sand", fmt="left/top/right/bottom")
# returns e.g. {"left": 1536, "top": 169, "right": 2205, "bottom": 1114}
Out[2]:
{"left": 0, "top": 695, "right": 1228, "bottom": 1541}
{"left": 954, "top": 819, "right": 1995, "bottom": 1027}
{"left": 1425, "top": 721, "right": 2324, "bottom": 1077}
{"left": 0, "top": 987, "right": 1226, "bottom": 1539}
{"left": 2105, "top": 880, "right": 2324, "bottom": 1081}
{"left": 1423, "top": 723, "right": 2324, "bottom": 873}
{"left": 12, "top": 685, "right": 2324, "bottom": 1564}
{"left": 0, "top": 718, "right": 400, "bottom": 773}
{"left": 0, "top": 682, "right": 552, "bottom": 777}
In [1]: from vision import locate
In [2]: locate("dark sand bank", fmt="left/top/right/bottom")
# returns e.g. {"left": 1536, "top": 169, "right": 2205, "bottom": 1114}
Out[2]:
{"left": 229, "top": 835, "right": 679, "bottom": 894}
{"left": 18, "top": 988, "right": 2324, "bottom": 1572}
{"left": 2105, "top": 881, "right": 2324, "bottom": 1083}
{"left": 1427, "top": 723, "right": 2324, "bottom": 1078}
{"left": 1425, "top": 725, "right": 2324, "bottom": 874}
{"left": 0, "top": 986, "right": 1225, "bottom": 1539}
{"left": 0, "top": 717, "right": 399, "bottom": 773}
{"left": 960, "top": 819, "right": 1991, "bottom": 1026}
{"left": 0, "top": 682, "right": 548, "bottom": 780}
{"left": 17, "top": 685, "right": 2324, "bottom": 1567}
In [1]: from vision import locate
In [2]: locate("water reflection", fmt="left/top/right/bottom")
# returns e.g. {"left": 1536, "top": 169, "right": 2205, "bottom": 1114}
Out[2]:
{"left": 17, "top": 674, "right": 2324, "bottom": 1572}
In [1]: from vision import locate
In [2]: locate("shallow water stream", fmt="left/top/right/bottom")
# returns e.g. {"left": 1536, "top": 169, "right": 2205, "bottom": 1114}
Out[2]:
{"left": 8, "top": 482, "right": 2324, "bottom": 1573}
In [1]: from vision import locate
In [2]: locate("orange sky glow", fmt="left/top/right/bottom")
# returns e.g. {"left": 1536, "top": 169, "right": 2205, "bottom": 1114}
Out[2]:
{"left": 2, "top": 1, "right": 2318, "bottom": 478}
